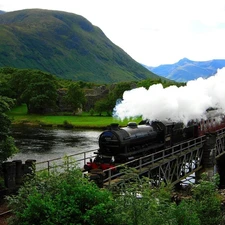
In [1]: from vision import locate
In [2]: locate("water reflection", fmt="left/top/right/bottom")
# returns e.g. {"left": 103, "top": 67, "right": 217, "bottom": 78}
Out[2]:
{"left": 9, "top": 126, "right": 101, "bottom": 163}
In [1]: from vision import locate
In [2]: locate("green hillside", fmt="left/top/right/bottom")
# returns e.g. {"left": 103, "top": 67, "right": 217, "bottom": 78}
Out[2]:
{"left": 0, "top": 9, "right": 161, "bottom": 84}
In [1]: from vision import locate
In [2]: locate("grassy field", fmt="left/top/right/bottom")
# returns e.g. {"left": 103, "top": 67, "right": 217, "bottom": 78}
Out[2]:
{"left": 7, "top": 105, "right": 140, "bottom": 129}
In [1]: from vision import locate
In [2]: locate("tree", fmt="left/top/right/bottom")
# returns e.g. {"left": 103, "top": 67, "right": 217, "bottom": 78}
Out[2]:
{"left": 20, "top": 71, "right": 58, "bottom": 114}
{"left": 94, "top": 82, "right": 133, "bottom": 116}
{"left": 137, "top": 78, "right": 186, "bottom": 89}
{"left": 8, "top": 69, "right": 32, "bottom": 105}
{"left": 0, "top": 68, "right": 16, "bottom": 98}
{"left": 94, "top": 98, "right": 111, "bottom": 116}
{"left": 108, "top": 82, "right": 132, "bottom": 107}
{"left": 64, "top": 82, "right": 86, "bottom": 113}
{"left": 0, "top": 96, "right": 17, "bottom": 166}
{"left": 5, "top": 69, "right": 58, "bottom": 114}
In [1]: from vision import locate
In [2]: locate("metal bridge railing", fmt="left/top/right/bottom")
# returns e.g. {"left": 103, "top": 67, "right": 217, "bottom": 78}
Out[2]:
{"left": 103, "top": 135, "right": 206, "bottom": 185}
{"left": 34, "top": 135, "right": 207, "bottom": 186}
{"left": 35, "top": 148, "right": 97, "bottom": 174}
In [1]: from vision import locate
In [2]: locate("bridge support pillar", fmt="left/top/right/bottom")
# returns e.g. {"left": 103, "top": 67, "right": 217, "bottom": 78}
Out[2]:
{"left": 216, "top": 154, "right": 225, "bottom": 188}
{"left": 196, "top": 133, "right": 217, "bottom": 183}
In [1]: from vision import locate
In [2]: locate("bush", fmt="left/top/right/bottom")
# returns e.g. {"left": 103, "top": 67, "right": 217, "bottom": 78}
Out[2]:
{"left": 191, "top": 173, "right": 222, "bottom": 225}
{"left": 112, "top": 170, "right": 224, "bottom": 225}
{"left": 112, "top": 171, "right": 176, "bottom": 225}
{"left": 63, "top": 120, "right": 73, "bottom": 128}
{"left": 7, "top": 165, "right": 118, "bottom": 225}
{"left": 89, "top": 108, "right": 94, "bottom": 116}
{"left": 6, "top": 166, "right": 225, "bottom": 225}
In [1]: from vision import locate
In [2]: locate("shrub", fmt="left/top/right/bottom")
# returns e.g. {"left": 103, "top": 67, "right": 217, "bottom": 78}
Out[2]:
{"left": 7, "top": 165, "right": 118, "bottom": 225}
{"left": 63, "top": 120, "right": 73, "bottom": 128}
{"left": 89, "top": 108, "right": 94, "bottom": 116}
{"left": 191, "top": 173, "right": 223, "bottom": 225}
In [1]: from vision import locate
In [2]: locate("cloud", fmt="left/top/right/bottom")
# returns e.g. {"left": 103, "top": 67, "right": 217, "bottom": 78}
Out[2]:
{"left": 113, "top": 68, "right": 225, "bottom": 124}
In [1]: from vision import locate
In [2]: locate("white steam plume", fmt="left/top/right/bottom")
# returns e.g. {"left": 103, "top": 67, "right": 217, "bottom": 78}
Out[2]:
{"left": 113, "top": 68, "right": 225, "bottom": 124}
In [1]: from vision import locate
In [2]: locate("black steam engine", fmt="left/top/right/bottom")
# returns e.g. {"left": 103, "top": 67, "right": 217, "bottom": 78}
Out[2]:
{"left": 84, "top": 120, "right": 199, "bottom": 174}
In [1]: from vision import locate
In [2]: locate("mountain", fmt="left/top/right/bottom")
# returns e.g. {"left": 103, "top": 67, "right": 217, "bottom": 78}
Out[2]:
{"left": 144, "top": 58, "right": 225, "bottom": 82}
{"left": 0, "top": 9, "right": 160, "bottom": 84}
{"left": 0, "top": 11, "right": 5, "bottom": 15}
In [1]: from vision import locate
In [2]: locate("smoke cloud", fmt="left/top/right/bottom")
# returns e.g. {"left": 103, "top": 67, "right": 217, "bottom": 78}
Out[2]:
{"left": 113, "top": 68, "right": 225, "bottom": 124}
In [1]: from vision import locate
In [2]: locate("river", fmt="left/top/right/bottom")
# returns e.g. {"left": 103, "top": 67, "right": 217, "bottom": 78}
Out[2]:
{"left": 8, "top": 126, "right": 101, "bottom": 164}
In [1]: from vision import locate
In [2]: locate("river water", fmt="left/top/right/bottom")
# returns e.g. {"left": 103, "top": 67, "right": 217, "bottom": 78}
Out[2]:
{"left": 8, "top": 126, "right": 101, "bottom": 164}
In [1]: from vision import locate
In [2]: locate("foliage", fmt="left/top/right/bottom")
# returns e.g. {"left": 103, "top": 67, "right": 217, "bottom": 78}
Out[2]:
{"left": 112, "top": 170, "right": 177, "bottom": 225}
{"left": 109, "top": 82, "right": 133, "bottom": 101}
{"left": 111, "top": 170, "right": 224, "bottom": 225}
{"left": 7, "top": 165, "right": 119, "bottom": 225}
{"left": 5, "top": 163, "right": 225, "bottom": 225}
{"left": 173, "top": 200, "right": 200, "bottom": 225}
{"left": 94, "top": 82, "right": 133, "bottom": 115}
{"left": 64, "top": 82, "right": 86, "bottom": 113}
{"left": 0, "top": 96, "right": 17, "bottom": 165}
{"left": 137, "top": 78, "right": 162, "bottom": 89}
{"left": 171, "top": 173, "right": 223, "bottom": 225}
{"left": 1, "top": 68, "right": 59, "bottom": 113}
{"left": 94, "top": 98, "right": 111, "bottom": 116}
{"left": 137, "top": 78, "right": 185, "bottom": 89}
{"left": 191, "top": 173, "right": 222, "bottom": 225}
{"left": 108, "top": 82, "right": 133, "bottom": 107}
{"left": 10, "top": 70, "right": 58, "bottom": 114}
{"left": 89, "top": 108, "right": 94, "bottom": 116}
{"left": 0, "top": 69, "right": 15, "bottom": 98}
{"left": 63, "top": 120, "right": 73, "bottom": 128}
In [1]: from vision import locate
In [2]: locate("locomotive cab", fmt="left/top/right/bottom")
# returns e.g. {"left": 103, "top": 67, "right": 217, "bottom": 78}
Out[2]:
{"left": 151, "top": 120, "right": 199, "bottom": 147}
{"left": 151, "top": 121, "right": 174, "bottom": 147}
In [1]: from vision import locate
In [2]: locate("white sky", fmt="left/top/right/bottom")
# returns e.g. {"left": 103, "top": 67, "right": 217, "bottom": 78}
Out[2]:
{"left": 1, "top": 0, "right": 225, "bottom": 66}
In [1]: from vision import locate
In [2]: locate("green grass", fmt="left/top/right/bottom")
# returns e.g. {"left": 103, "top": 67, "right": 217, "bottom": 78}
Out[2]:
{"left": 7, "top": 105, "right": 141, "bottom": 129}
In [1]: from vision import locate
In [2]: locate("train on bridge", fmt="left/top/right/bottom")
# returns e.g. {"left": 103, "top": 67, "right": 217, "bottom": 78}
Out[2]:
{"left": 84, "top": 109, "right": 225, "bottom": 183}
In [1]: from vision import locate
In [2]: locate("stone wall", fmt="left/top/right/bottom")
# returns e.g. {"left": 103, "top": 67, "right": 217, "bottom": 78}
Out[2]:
{"left": 84, "top": 86, "right": 109, "bottom": 111}
{"left": 45, "top": 86, "right": 109, "bottom": 113}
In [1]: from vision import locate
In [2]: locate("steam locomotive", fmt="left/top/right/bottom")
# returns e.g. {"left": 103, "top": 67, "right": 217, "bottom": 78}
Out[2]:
{"left": 84, "top": 120, "right": 199, "bottom": 173}
{"left": 84, "top": 109, "right": 225, "bottom": 176}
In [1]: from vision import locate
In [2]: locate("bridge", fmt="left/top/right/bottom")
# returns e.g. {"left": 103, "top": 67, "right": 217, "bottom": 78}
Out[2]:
{"left": 102, "top": 127, "right": 225, "bottom": 188}
{"left": 103, "top": 127, "right": 225, "bottom": 188}
{"left": 3, "top": 127, "right": 225, "bottom": 190}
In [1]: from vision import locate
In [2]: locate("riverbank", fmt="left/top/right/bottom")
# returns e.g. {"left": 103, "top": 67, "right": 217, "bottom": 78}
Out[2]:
{"left": 7, "top": 105, "right": 140, "bottom": 129}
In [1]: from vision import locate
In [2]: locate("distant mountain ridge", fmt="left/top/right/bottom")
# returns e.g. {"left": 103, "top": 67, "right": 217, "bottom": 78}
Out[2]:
{"left": 144, "top": 58, "right": 225, "bottom": 82}
{"left": 0, "top": 9, "right": 160, "bottom": 84}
